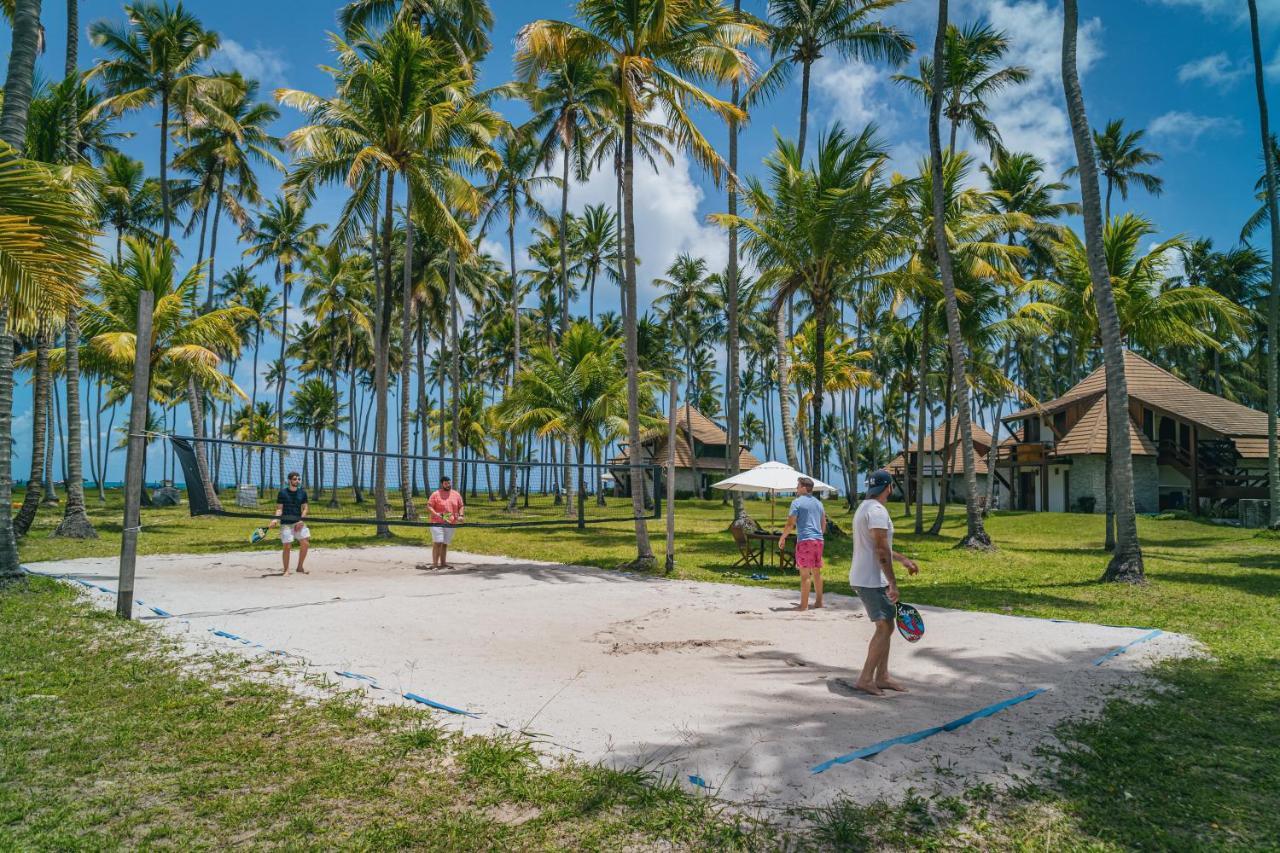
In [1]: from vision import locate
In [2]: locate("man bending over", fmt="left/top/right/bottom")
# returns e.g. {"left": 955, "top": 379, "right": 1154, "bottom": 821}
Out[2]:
{"left": 851, "top": 470, "right": 919, "bottom": 696}
{"left": 270, "top": 471, "right": 310, "bottom": 575}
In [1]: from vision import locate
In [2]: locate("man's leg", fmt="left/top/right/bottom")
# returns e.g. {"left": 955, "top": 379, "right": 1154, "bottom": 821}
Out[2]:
{"left": 296, "top": 538, "right": 309, "bottom": 573}
{"left": 873, "top": 629, "right": 907, "bottom": 691}
{"left": 813, "top": 568, "right": 824, "bottom": 609}
{"left": 440, "top": 543, "right": 449, "bottom": 568}
{"left": 855, "top": 620, "right": 893, "bottom": 695}
{"left": 281, "top": 542, "right": 292, "bottom": 575}
{"left": 798, "top": 567, "right": 811, "bottom": 611}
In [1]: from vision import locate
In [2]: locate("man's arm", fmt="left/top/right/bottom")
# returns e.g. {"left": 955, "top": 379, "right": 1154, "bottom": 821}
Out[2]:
{"left": 297, "top": 500, "right": 308, "bottom": 531}
{"left": 270, "top": 501, "right": 283, "bottom": 528}
{"left": 778, "top": 514, "right": 796, "bottom": 549}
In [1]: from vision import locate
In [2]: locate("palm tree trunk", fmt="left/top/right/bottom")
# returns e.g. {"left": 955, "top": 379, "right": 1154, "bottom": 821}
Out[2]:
{"left": 43, "top": 389, "right": 58, "bottom": 503}
{"left": 416, "top": 316, "right": 429, "bottom": 502}
{"left": 928, "top": 0, "right": 991, "bottom": 549}
{"left": 54, "top": 304, "right": 95, "bottom": 536}
{"left": 776, "top": 307, "right": 800, "bottom": 469}
{"left": 448, "top": 249, "right": 460, "bottom": 485}
{"left": 812, "top": 310, "right": 827, "bottom": 481}
{"left": 0, "top": 0, "right": 42, "bottom": 150}
{"left": 186, "top": 377, "right": 222, "bottom": 511}
{"left": 1248, "top": 0, "right": 1280, "bottom": 528}
{"left": 797, "top": 59, "right": 812, "bottom": 161}
{"left": 684, "top": 385, "right": 699, "bottom": 498}
{"left": 915, "top": 309, "right": 930, "bottom": 532}
{"left": 204, "top": 166, "right": 226, "bottom": 309}
{"left": 159, "top": 88, "right": 171, "bottom": 240}
{"left": 929, "top": 370, "right": 955, "bottom": 535}
{"left": 373, "top": 170, "right": 394, "bottom": 537}
{"left": 276, "top": 264, "right": 290, "bottom": 485}
{"left": 559, "top": 146, "right": 575, "bottom": 517}
{"left": 726, "top": 41, "right": 743, "bottom": 519}
{"left": 398, "top": 183, "right": 417, "bottom": 521}
{"left": 622, "top": 104, "right": 654, "bottom": 564}
{"left": 1063, "top": 0, "right": 1144, "bottom": 580}
{"left": 13, "top": 325, "right": 51, "bottom": 536}
{"left": 902, "top": 386, "right": 912, "bottom": 516}
{"left": 506, "top": 216, "right": 521, "bottom": 512}
{"left": 576, "top": 436, "right": 587, "bottom": 530}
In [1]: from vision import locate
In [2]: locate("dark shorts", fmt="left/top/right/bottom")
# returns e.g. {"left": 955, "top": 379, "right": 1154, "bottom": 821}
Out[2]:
{"left": 856, "top": 586, "right": 895, "bottom": 623}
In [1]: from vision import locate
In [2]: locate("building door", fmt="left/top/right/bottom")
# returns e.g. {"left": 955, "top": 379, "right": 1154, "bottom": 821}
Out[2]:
{"left": 1063, "top": 470, "right": 1070, "bottom": 512}
{"left": 1019, "top": 472, "right": 1036, "bottom": 510}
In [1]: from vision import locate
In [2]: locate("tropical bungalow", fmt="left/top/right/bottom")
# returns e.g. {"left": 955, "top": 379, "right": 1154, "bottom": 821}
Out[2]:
{"left": 886, "top": 417, "right": 1000, "bottom": 507}
{"left": 997, "top": 351, "right": 1273, "bottom": 515}
{"left": 610, "top": 405, "right": 761, "bottom": 497}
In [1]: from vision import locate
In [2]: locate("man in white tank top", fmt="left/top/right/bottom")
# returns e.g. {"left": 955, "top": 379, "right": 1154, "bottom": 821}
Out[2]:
{"left": 850, "top": 470, "right": 919, "bottom": 696}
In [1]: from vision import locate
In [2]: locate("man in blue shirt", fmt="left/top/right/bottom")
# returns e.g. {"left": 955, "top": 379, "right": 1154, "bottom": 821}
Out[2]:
{"left": 778, "top": 476, "right": 826, "bottom": 610}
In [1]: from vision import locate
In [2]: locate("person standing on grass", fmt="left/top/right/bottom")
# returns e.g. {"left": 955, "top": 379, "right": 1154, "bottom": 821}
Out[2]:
{"left": 270, "top": 471, "right": 310, "bottom": 575}
{"left": 778, "top": 476, "right": 827, "bottom": 611}
{"left": 851, "top": 469, "right": 919, "bottom": 696}
{"left": 427, "top": 475, "right": 464, "bottom": 568}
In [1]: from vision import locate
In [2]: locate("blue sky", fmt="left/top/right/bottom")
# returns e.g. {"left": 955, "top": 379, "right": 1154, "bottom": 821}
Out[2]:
{"left": 5, "top": 0, "right": 1278, "bottom": 483}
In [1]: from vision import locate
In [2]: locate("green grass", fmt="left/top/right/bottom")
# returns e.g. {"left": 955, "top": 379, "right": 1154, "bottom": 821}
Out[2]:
{"left": 9, "top": 491, "right": 1280, "bottom": 849}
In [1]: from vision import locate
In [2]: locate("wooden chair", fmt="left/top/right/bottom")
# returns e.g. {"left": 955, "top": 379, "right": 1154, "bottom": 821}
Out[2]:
{"left": 777, "top": 540, "right": 796, "bottom": 573}
{"left": 730, "top": 522, "right": 764, "bottom": 570}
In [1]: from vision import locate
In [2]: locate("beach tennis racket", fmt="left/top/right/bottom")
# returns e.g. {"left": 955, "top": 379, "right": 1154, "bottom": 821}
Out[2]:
{"left": 895, "top": 602, "right": 925, "bottom": 643}
{"left": 250, "top": 526, "right": 270, "bottom": 544}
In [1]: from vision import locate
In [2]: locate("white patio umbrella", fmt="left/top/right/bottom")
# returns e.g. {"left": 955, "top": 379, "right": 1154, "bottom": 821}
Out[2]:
{"left": 711, "top": 461, "right": 837, "bottom": 527}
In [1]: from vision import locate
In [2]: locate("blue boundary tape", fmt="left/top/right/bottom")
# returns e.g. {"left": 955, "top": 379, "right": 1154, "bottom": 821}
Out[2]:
{"left": 811, "top": 687, "right": 1048, "bottom": 775}
{"left": 335, "top": 670, "right": 478, "bottom": 718}
{"left": 1092, "top": 629, "right": 1163, "bottom": 666}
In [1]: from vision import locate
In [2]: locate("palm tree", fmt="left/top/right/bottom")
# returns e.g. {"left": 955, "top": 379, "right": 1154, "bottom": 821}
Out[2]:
{"left": 767, "top": 0, "right": 913, "bottom": 160}
{"left": 502, "top": 321, "right": 656, "bottom": 529}
{"left": 0, "top": 141, "right": 99, "bottom": 575}
{"left": 243, "top": 195, "right": 323, "bottom": 483}
{"left": 925, "top": 0, "right": 994, "bottom": 549}
{"left": 0, "top": 0, "right": 42, "bottom": 150}
{"left": 279, "top": 22, "right": 500, "bottom": 529}
{"left": 1247, "top": 0, "right": 1280, "bottom": 528}
{"left": 1061, "top": 0, "right": 1143, "bottom": 581}
{"left": 96, "top": 152, "right": 164, "bottom": 261}
{"left": 172, "top": 72, "right": 284, "bottom": 308}
{"left": 653, "top": 253, "right": 716, "bottom": 497}
{"left": 88, "top": 1, "right": 227, "bottom": 240}
{"left": 718, "top": 126, "right": 901, "bottom": 481}
{"left": 1064, "top": 119, "right": 1163, "bottom": 222}
{"left": 339, "top": 0, "right": 494, "bottom": 66}
{"left": 574, "top": 202, "right": 618, "bottom": 322}
{"left": 518, "top": 0, "right": 760, "bottom": 567}
{"left": 894, "top": 21, "right": 1028, "bottom": 155}
{"left": 79, "top": 237, "right": 249, "bottom": 512}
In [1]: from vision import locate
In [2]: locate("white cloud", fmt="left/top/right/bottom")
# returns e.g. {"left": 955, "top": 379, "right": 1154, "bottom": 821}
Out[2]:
{"left": 1148, "top": 110, "right": 1243, "bottom": 147}
{"left": 535, "top": 146, "right": 728, "bottom": 312}
{"left": 813, "top": 58, "right": 896, "bottom": 133}
{"left": 210, "top": 39, "right": 289, "bottom": 86}
{"left": 1177, "top": 52, "right": 1247, "bottom": 89}
{"left": 1148, "top": 0, "right": 1280, "bottom": 24}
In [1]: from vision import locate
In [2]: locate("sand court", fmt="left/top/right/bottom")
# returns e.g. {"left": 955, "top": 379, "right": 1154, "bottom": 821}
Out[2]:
{"left": 26, "top": 546, "right": 1196, "bottom": 808}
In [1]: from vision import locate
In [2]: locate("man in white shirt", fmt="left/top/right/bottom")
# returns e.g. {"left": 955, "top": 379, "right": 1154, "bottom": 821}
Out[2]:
{"left": 850, "top": 469, "right": 919, "bottom": 696}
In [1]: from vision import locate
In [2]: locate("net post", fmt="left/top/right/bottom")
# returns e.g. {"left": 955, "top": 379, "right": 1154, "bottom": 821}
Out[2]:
{"left": 664, "top": 377, "right": 678, "bottom": 574}
{"left": 117, "top": 289, "right": 154, "bottom": 620}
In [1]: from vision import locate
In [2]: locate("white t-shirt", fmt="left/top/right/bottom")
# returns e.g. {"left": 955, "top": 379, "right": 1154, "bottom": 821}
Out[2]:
{"left": 850, "top": 499, "right": 893, "bottom": 588}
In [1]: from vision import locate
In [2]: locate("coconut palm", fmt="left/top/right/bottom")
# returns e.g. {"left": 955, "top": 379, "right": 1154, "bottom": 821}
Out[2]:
{"left": 501, "top": 320, "right": 657, "bottom": 529}
{"left": 767, "top": 0, "right": 912, "bottom": 160}
{"left": 25, "top": 75, "right": 132, "bottom": 166}
{"left": 1061, "top": 0, "right": 1144, "bottom": 581}
{"left": 1247, "top": 0, "right": 1280, "bottom": 527}
{"left": 894, "top": 21, "right": 1028, "bottom": 156}
{"left": 279, "top": 22, "right": 501, "bottom": 528}
{"left": 172, "top": 72, "right": 284, "bottom": 308}
{"left": 79, "top": 237, "right": 249, "bottom": 512}
{"left": 574, "top": 202, "right": 618, "bottom": 322}
{"left": 88, "top": 1, "right": 229, "bottom": 240}
{"left": 518, "top": 0, "right": 760, "bottom": 566}
{"left": 97, "top": 152, "right": 165, "bottom": 261}
{"left": 339, "top": 0, "right": 494, "bottom": 66}
{"left": 1063, "top": 119, "right": 1163, "bottom": 222}
{"left": 717, "top": 125, "right": 902, "bottom": 481}
{"left": 242, "top": 195, "right": 323, "bottom": 481}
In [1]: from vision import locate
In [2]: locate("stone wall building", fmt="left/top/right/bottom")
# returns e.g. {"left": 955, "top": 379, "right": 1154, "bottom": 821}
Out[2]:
{"left": 609, "top": 405, "right": 760, "bottom": 497}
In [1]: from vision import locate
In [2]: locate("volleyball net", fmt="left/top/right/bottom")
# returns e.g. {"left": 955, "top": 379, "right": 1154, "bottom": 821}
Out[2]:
{"left": 168, "top": 435, "right": 662, "bottom": 529}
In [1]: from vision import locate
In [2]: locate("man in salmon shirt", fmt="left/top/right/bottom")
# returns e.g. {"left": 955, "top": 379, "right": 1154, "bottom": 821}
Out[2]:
{"left": 426, "top": 475, "right": 465, "bottom": 568}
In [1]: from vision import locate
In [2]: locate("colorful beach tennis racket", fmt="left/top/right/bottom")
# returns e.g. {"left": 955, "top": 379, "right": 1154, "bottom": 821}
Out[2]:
{"left": 250, "top": 526, "right": 270, "bottom": 544}
{"left": 895, "top": 602, "right": 925, "bottom": 643}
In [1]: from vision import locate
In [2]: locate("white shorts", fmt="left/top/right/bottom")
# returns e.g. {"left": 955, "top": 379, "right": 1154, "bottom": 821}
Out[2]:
{"left": 280, "top": 524, "right": 310, "bottom": 545}
{"left": 430, "top": 525, "right": 455, "bottom": 545}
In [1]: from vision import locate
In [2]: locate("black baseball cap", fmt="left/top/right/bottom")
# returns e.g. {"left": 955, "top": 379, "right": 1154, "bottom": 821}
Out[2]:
{"left": 865, "top": 469, "right": 893, "bottom": 498}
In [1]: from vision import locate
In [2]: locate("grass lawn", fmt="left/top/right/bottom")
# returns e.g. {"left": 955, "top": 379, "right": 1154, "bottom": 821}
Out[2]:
{"left": 7, "top": 491, "right": 1279, "bottom": 848}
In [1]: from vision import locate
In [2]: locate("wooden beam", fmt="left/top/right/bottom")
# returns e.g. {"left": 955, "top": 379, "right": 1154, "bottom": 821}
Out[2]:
{"left": 1190, "top": 426, "right": 1199, "bottom": 516}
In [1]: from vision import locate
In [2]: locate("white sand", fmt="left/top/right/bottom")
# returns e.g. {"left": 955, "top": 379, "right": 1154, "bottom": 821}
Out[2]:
{"left": 27, "top": 546, "right": 1197, "bottom": 808}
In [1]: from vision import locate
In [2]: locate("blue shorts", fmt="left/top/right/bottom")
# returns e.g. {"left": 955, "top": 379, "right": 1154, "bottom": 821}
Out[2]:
{"left": 856, "top": 586, "right": 895, "bottom": 623}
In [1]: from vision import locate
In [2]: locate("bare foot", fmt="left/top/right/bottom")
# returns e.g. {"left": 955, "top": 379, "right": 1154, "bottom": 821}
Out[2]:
{"left": 797, "top": 604, "right": 808, "bottom": 612}
{"left": 853, "top": 680, "right": 885, "bottom": 697}
{"left": 876, "top": 678, "right": 908, "bottom": 692}
{"left": 814, "top": 601, "right": 824, "bottom": 609}
{"left": 296, "top": 567, "right": 308, "bottom": 574}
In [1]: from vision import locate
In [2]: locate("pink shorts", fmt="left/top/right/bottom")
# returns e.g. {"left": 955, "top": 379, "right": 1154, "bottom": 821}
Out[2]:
{"left": 794, "top": 538, "right": 824, "bottom": 569}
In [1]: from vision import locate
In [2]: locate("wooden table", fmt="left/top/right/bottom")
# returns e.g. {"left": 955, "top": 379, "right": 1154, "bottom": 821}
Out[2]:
{"left": 745, "top": 529, "right": 794, "bottom": 572}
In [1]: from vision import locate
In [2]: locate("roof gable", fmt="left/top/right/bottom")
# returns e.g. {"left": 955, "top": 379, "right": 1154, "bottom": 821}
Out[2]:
{"left": 905, "top": 415, "right": 994, "bottom": 453}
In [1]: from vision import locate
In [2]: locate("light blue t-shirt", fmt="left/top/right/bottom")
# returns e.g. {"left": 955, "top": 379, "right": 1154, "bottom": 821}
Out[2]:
{"left": 788, "top": 494, "right": 826, "bottom": 541}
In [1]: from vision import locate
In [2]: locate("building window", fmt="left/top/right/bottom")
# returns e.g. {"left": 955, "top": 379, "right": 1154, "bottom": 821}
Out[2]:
{"left": 1142, "top": 408, "right": 1154, "bottom": 440}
